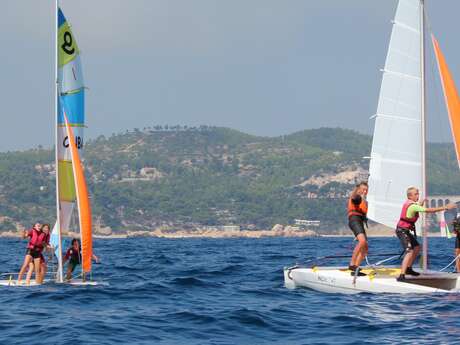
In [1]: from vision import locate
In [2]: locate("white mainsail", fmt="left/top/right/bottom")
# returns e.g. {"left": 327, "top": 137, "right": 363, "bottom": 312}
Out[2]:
{"left": 368, "top": 0, "right": 423, "bottom": 229}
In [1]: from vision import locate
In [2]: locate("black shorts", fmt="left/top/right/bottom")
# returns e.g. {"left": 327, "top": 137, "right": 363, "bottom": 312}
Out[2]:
{"left": 348, "top": 216, "right": 366, "bottom": 238}
{"left": 26, "top": 248, "right": 42, "bottom": 259}
{"left": 396, "top": 227, "right": 419, "bottom": 251}
{"left": 456, "top": 236, "right": 460, "bottom": 249}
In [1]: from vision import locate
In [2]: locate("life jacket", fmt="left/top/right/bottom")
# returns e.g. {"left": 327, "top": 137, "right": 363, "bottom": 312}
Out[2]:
{"left": 66, "top": 248, "right": 81, "bottom": 264}
{"left": 27, "top": 229, "right": 48, "bottom": 251}
{"left": 397, "top": 200, "right": 419, "bottom": 231}
{"left": 347, "top": 196, "right": 368, "bottom": 219}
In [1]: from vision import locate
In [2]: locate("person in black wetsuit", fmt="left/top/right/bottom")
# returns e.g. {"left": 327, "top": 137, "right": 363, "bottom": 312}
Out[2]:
{"left": 63, "top": 238, "right": 99, "bottom": 281}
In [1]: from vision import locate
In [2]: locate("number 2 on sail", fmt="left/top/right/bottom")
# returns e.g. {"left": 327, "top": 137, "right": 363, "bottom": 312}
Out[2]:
{"left": 62, "top": 31, "right": 75, "bottom": 55}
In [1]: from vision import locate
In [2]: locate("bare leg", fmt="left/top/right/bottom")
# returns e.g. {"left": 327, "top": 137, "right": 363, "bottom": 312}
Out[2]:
{"left": 33, "top": 258, "right": 41, "bottom": 284}
{"left": 65, "top": 264, "right": 73, "bottom": 281}
{"left": 355, "top": 241, "right": 369, "bottom": 267}
{"left": 25, "top": 262, "right": 34, "bottom": 285}
{"left": 401, "top": 249, "right": 416, "bottom": 275}
{"left": 350, "top": 234, "right": 367, "bottom": 267}
{"left": 39, "top": 263, "right": 47, "bottom": 284}
{"left": 17, "top": 255, "right": 32, "bottom": 284}
{"left": 408, "top": 245, "right": 421, "bottom": 269}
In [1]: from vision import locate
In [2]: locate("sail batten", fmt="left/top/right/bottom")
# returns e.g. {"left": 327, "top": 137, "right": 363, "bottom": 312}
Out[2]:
{"left": 368, "top": 0, "right": 422, "bottom": 228}
{"left": 375, "top": 114, "right": 421, "bottom": 122}
{"left": 393, "top": 21, "right": 419, "bottom": 34}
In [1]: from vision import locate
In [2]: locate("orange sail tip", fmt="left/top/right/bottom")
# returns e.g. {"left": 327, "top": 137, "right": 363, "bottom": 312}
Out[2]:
{"left": 62, "top": 112, "right": 93, "bottom": 273}
{"left": 432, "top": 34, "right": 460, "bottom": 168}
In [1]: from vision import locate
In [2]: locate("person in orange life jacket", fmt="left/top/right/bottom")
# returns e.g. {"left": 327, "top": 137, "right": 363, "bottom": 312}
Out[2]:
{"left": 396, "top": 187, "right": 456, "bottom": 281}
{"left": 17, "top": 222, "right": 42, "bottom": 284}
{"left": 63, "top": 239, "right": 99, "bottom": 281}
{"left": 450, "top": 214, "right": 460, "bottom": 273}
{"left": 25, "top": 224, "right": 51, "bottom": 284}
{"left": 347, "top": 181, "right": 369, "bottom": 276}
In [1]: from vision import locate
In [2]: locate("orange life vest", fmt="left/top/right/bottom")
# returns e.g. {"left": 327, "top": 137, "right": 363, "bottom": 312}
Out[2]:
{"left": 347, "top": 196, "right": 368, "bottom": 219}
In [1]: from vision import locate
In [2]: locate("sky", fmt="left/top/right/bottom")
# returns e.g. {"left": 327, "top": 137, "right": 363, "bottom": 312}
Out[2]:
{"left": 1, "top": 0, "right": 460, "bottom": 151}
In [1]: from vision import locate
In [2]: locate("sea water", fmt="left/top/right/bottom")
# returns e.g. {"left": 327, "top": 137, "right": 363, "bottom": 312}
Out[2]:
{"left": 0, "top": 237, "right": 459, "bottom": 345}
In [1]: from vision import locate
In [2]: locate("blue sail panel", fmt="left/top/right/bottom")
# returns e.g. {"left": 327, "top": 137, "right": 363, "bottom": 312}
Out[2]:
{"left": 58, "top": 91, "right": 85, "bottom": 125}
{"left": 58, "top": 8, "right": 66, "bottom": 28}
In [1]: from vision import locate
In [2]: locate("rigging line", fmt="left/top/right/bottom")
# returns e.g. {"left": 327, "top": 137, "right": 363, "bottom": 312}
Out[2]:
{"left": 301, "top": 252, "right": 401, "bottom": 266}
{"left": 440, "top": 254, "right": 460, "bottom": 272}
{"left": 373, "top": 255, "right": 401, "bottom": 266}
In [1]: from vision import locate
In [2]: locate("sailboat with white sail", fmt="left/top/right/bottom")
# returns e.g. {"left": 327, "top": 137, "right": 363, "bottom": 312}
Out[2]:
{"left": 284, "top": 0, "right": 460, "bottom": 294}
{"left": 0, "top": 2, "right": 95, "bottom": 286}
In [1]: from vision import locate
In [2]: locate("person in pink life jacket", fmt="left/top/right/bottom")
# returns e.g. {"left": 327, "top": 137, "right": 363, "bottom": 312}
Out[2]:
{"left": 17, "top": 222, "right": 50, "bottom": 285}
{"left": 17, "top": 222, "right": 41, "bottom": 284}
{"left": 24, "top": 224, "right": 51, "bottom": 284}
{"left": 396, "top": 187, "right": 456, "bottom": 282}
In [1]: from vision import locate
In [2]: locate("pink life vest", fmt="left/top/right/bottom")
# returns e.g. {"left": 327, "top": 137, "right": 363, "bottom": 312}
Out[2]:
{"left": 27, "top": 229, "right": 48, "bottom": 251}
{"left": 396, "top": 200, "right": 419, "bottom": 231}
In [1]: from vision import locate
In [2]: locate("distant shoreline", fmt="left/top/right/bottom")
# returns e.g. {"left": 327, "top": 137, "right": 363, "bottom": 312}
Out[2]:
{"left": 0, "top": 229, "right": 450, "bottom": 239}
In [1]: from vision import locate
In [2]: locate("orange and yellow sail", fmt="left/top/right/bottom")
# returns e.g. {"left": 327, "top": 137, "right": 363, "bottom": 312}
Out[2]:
{"left": 63, "top": 110, "right": 93, "bottom": 273}
{"left": 432, "top": 35, "right": 460, "bottom": 167}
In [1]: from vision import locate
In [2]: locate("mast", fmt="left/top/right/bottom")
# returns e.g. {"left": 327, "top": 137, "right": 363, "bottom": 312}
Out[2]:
{"left": 420, "top": 0, "right": 428, "bottom": 271}
{"left": 55, "top": 0, "right": 64, "bottom": 283}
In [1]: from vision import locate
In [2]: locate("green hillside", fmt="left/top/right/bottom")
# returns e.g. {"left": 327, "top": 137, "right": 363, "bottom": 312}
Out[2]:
{"left": 0, "top": 126, "right": 459, "bottom": 233}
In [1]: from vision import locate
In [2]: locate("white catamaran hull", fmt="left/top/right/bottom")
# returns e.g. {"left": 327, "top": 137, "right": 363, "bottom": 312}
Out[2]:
{"left": 0, "top": 279, "right": 104, "bottom": 287}
{"left": 0, "top": 279, "right": 52, "bottom": 287}
{"left": 284, "top": 266, "right": 460, "bottom": 294}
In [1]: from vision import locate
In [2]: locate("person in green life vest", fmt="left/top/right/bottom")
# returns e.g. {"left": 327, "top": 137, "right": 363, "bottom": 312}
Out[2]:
{"left": 396, "top": 186, "right": 456, "bottom": 281}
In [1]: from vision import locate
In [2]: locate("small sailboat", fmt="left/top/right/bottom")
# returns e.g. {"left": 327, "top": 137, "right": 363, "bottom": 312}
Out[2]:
{"left": 0, "top": 2, "right": 95, "bottom": 286}
{"left": 284, "top": 0, "right": 460, "bottom": 294}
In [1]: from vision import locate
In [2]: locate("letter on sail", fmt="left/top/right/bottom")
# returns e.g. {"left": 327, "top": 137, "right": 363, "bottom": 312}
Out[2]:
{"left": 432, "top": 35, "right": 460, "bottom": 167}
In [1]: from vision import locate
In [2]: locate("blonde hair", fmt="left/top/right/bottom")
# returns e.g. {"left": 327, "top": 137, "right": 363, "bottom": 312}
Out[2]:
{"left": 406, "top": 186, "right": 419, "bottom": 197}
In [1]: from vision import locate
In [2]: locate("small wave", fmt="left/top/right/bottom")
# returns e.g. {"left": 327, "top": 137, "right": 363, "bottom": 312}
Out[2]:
{"left": 202, "top": 264, "right": 245, "bottom": 277}
{"left": 167, "top": 310, "right": 218, "bottom": 324}
{"left": 228, "top": 308, "right": 271, "bottom": 328}
{"left": 170, "top": 276, "right": 211, "bottom": 287}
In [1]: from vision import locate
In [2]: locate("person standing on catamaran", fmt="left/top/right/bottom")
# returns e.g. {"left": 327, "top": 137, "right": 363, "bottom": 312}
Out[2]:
{"left": 63, "top": 239, "right": 99, "bottom": 281}
{"left": 396, "top": 187, "right": 456, "bottom": 281}
{"left": 17, "top": 222, "right": 43, "bottom": 284}
{"left": 17, "top": 223, "right": 51, "bottom": 284}
{"left": 24, "top": 224, "right": 51, "bottom": 284}
{"left": 347, "top": 182, "right": 369, "bottom": 277}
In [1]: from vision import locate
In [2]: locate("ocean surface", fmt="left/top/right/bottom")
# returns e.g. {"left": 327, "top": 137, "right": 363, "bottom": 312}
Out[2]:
{"left": 1, "top": 236, "right": 460, "bottom": 345}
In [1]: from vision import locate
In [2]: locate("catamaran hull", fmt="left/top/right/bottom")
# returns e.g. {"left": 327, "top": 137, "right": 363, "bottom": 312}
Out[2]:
{"left": 0, "top": 278, "right": 105, "bottom": 287}
{"left": 0, "top": 279, "right": 52, "bottom": 287}
{"left": 284, "top": 266, "right": 460, "bottom": 294}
